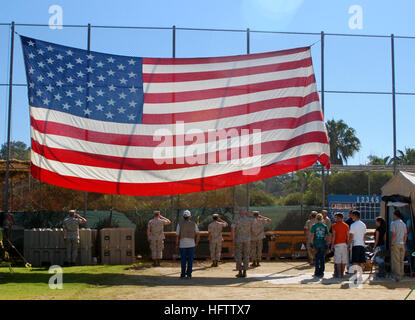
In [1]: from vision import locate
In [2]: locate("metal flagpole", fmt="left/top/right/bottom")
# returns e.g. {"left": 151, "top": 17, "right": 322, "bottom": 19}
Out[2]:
{"left": 321, "top": 31, "right": 326, "bottom": 210}
{"left": 368, "top": 171, "right": 371, "bottom": 195}
{"left": 233, "top": 186, "right": 237, "bottom": 214}
{"left": 246, "top": 28, "right": 250, "bottom": 212}
{"left": 109, "top": 194, "right": 114, "bottom": 225}
{"left": 171, "top": 25, "right": 176, "bottom": 230}
{"left": 391, "top": 34, "right": 397, "bottom": 175}
{"left": 84, "top": 23, "right": 91, "bottom": 218}
{"left": 4, "top": 21, "right": 15, "bottom": 213}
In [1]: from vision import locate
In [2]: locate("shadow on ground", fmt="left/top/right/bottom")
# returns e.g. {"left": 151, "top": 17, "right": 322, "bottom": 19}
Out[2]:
{"left": 0, "top": 269, "right": 262, "bottom": 287}
{"left": 1, "top": 260, "right": 414, "bottom": 291}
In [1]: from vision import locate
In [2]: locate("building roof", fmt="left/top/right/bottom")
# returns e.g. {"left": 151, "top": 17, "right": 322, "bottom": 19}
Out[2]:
{"left": 381, "top": 171, "right": 415, "bottom": 198}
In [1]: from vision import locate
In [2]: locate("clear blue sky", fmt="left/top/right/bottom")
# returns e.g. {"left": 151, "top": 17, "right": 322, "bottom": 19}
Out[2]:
{"left": 1, "top": 0, "right": 414, "bottom": 165}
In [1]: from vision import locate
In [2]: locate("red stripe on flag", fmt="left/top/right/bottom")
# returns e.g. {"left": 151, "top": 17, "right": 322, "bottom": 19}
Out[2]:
{"left": 31, "top": 131, "right": 329, "bottom": 171}
{"left": 31, "top": 110, "right": 324, "bottom": 148}
{"left": 142, "top": 58, "right": 312, "bottom": 83}
{"left": 142, "top": 47, "right": 310, "bottom": 65}
{"left": 31, "top": 153, "right": 329, "bottom": 196}
{"left": 144, "top": 75, "right": 316, "bottom": 103}
{"left": 142, "top": 92, "right": 319, "bottom": 124}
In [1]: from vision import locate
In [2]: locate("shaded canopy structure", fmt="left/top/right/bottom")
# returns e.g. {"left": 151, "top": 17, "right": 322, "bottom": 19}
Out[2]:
{"left": 380, "top": 171, "right": 415, "bottom": 249}
{"left": 381, "top": 171, "right": 415, "bottom": 217}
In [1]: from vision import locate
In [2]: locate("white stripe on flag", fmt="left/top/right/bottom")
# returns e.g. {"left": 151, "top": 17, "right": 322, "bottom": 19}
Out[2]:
{"left": 143, "top": 66, "right": 314, "bottom": 93}
{"left": 31, "top": 142, "right": 328, "bottom": 183}
{"left": 142, "top": 51, "right": 311, "bottom": 74}
{"left": 31, "top": 100, "right": 321, "bottom": 136}
{"left": 31, "top": 121, "right": 326, "bottom": 159}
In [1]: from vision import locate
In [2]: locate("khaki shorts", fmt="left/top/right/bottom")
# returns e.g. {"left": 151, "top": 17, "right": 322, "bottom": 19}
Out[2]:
{"left": 334, "top": 243, "right": 348, "bottom": 264}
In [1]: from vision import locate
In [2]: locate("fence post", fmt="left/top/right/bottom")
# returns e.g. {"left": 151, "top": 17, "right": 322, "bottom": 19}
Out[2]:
{"left": 391, "top": 34, "right": 397, "bottom": 175}
{"left": 321, "top": 31, "right": 326, "bottom": 210}
{"left": 368, "top": 171, "right": 371, "bottom": 195}
{"left": 246, "top": 27, "right": 251, "bottom": 212}
{"left": 109, "top": 194, "right": 114, "bottom": 225}
{"left": 84, "top": 23, "right": 91, "bottom": 218}
{"left": 4, "top": 21, "right": 15, "bottom": 213}
{"left": 171, "top": 25, "right": 176, "bottom": 231}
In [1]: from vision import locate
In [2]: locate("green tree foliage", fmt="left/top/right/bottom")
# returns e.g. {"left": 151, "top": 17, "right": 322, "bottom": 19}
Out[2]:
{"left": 326, "top": 119, "right": 361, "bottom": 165}
{"left": 0, "top": 141, "right": 30, "bottom": 160}
{"left": 367, "top": 155, "right": 391, "bottom": 165}
{"left": 278, "top": 192, "right": 301, "bottom": 205}
{"left": 396, "top": 147, "right": 415, "bottom": 165}
{"left": 326, "top": 171, "right": 392, "bottom": 195}
{"left": 249, "top": 188, "right": 277, "bottom": 206}
{"left": 275, "top": 171, "right": 393, "bottom": 206}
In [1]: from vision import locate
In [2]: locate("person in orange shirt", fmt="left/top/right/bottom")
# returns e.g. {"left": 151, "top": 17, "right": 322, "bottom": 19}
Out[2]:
{"left": 330, "top": 212, "right": 350, "bottom": 278}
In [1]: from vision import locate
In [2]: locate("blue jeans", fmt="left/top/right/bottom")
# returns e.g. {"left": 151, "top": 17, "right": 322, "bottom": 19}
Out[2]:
{"left": 180, "top": 247, "right": 195, "bottom": 277}
{"left": 314, "top": 244, "right": 326, "bottom": 276}
{"left": 334, "top": 264, "right": 338, "bottom": 277}
{"left": 406, "top": 240, "right": 414, "bottom": 252}
{"left": 376, "top": 245, "right": 386, "bottom": 277}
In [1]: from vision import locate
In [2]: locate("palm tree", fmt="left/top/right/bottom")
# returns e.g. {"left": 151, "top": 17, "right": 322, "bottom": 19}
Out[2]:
{"left": 394, "top": 147, "right": 415, "bottom": 165}
{"left": 367, "top": 155, "right": 391, "bottom": 165}
{"left": 325, "top": 119, "right": 361, "bottom": 165}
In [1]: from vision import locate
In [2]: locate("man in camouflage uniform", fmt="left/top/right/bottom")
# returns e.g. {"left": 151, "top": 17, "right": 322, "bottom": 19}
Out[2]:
{"left": 147, "top": 210, "right": 171, "bottom": 267}
{"left": 322, "top": 209, "right": 332, "bottom": 261}
{"left": 208, "top": 213, "right": 228, "bottom": 267}
{"left": 304, "top": 211, "right": 318, "bottom": 265}
{"left": 322, "top": 210, "right": 332, "bottom": 230}
{"left": 63, "top": 209, "right": 87, "bottom": 266}
{"left": 231, "top": 207, "right": 253, "bottom": 278}
{"left": 250, "top": 211, "right": 271, "bottom": 267}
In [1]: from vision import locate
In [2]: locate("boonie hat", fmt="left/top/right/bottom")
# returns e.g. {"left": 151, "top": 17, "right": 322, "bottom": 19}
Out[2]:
{"left": 183, "top": 210, "right": 191, "bottom": 217}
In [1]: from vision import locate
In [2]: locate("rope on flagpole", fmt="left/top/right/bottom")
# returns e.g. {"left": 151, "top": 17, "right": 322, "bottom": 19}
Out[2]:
{"left": 310, "top": 39, "right": 321, "bottom": 47}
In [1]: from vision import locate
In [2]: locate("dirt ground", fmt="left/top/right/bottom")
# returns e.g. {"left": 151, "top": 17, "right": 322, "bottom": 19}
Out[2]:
{"left": 100, "top": 259, "right": 415, "bottom": 300}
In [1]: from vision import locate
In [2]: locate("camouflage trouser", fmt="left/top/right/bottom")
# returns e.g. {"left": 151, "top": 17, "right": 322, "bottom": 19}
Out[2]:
{"left": 307, "top": 237, "right": 314, "bottom": 262}
{"left": 235, "top": 241, "right": 250, "bottom": 271}
{"left": 250, "top": 240, "right": 263, "bottom": 261}
{"left": 150, "top": 239, "right": 164, "bottom": 260}
{"left": 307, "top": 245, "right": 315, "bottom": 262}
{"left": 210, "top": 240, "right": 222, "bottom": 261}
{"left": 65, "top": 238, "right": 79, "bottom": 263}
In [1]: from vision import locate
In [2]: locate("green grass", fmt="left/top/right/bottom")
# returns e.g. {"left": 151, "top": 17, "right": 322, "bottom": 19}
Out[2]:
{"left": 0, "top": 264, "right": 151, "bottom": 300}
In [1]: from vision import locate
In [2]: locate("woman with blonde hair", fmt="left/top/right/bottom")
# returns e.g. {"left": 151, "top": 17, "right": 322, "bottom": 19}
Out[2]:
{"left": 310, "top": 213, "right": 330, "bottom": 278}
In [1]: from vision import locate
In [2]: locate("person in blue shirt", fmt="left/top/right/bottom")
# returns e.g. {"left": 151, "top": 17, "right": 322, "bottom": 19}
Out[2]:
{"left": 310, "top": 213, "right": 330, "bottom": 278}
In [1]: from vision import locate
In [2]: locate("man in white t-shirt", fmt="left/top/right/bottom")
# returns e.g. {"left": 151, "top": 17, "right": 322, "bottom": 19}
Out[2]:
{"left": 348, "top": 210, "right": 367, "bottom": 276}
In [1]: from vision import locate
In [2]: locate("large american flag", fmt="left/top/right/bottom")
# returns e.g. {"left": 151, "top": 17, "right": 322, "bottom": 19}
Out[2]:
{"left": 21, "top": 35, "right": 330, "bottom": 196}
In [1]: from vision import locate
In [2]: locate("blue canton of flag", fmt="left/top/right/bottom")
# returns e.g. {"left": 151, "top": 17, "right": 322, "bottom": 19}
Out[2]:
{"left": 20, "top": 35, "right": 144, "bottom": 123}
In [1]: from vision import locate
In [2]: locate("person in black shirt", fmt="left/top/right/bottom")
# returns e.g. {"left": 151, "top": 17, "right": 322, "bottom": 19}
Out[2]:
{"left": 374, "top": 217, "right": 386, "bottom": 249}
{"left": 373, "top": 216, "right": 387, "bottom": 277}
{"left": 345, "top": 210, "right": 354, "bottom": 227}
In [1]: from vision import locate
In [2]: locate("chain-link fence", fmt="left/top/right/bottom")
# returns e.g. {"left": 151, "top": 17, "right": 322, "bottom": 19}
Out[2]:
{"left": 1, "top": 22, "right": 414, "bottom": 233}
{"left": 2, "top": 204, "right": 323, "bottom": 258}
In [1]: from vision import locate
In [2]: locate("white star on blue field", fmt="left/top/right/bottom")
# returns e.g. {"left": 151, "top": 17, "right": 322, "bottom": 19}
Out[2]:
{"left": 21, "top": 36, "right": 144, "bottom": 124}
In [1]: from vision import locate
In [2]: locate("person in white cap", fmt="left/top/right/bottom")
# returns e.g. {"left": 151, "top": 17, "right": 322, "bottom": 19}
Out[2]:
{"left": 176, "top": 210, "right": 200, "bottom": 279}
